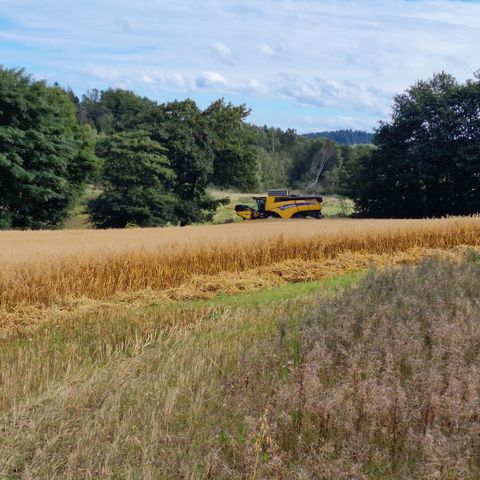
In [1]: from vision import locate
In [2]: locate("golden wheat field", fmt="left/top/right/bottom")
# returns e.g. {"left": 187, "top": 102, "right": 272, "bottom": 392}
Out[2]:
{"left": 2, "top": 216, "right": 480, "bottom": 331}
{"left": 1, "top": 217, "right": 475, "bottom": 263}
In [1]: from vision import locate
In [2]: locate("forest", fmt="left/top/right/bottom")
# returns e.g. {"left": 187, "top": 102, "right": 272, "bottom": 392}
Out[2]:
{"left": 305, "top": 129, "right": 374, "bottom": 144}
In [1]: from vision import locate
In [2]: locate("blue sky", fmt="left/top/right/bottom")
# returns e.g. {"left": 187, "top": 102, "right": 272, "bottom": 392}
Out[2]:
{"left": 0, "top": 0, "right": 479, "bottom": 132}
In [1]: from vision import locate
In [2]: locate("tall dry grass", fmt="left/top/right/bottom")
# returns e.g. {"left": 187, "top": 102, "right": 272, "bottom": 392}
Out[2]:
{"left": 213, "top": 254, "right": 480, "bottom": 479}
{"left": 1, "top": 217, "right": 480, "bottom": 316}
{"left": 0, "top": 281, "right": 317, "bottom": 478}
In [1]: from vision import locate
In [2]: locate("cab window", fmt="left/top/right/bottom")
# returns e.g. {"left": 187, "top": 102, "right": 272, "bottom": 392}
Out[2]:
{"left": 256, "top": 198, "right": 266, "bottom": 211}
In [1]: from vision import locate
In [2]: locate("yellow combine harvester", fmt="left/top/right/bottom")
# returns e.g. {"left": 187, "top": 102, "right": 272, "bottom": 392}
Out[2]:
{"left": 234, "top": 189, "right": 323, "bottom": 220}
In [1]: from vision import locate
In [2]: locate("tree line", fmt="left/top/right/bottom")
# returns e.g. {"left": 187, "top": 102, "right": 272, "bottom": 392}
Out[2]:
{"left": 1, "top": 66, "right": 479, "bottom": 229}
{"left": 0, "top": 66, "right": 357, "bottom": 229}
{"left": 305, "top": 129, "right": 374, "bottom": 145}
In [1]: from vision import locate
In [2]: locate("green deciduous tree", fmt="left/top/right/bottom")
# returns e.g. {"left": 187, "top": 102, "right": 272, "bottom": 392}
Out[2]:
{"left": 334, "top": 144, "right": 377, "bottom": 199}
{"left": 81, "top": 88, "right": 154, "bottom": 134}
{"left": 0, "top": 67, "right": 97, "bottom": 229}
{"left": 341, "top": 72, "right": 480, "bottom": 217}
{"left": 204, "top": 99, "right": 260, "bottom": 191}
{"left": 88, "top": 131, "right": 176, "bottom": 228}
{"left": 151, "top": 99, "right": 223, "bottom": 225}
{"left": 82, "top": 92, "right": 237, "bottom": 225}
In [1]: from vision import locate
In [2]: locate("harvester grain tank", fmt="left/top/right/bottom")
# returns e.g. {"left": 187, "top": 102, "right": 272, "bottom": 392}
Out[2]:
{"left": 234, "top": 189, "right": 323, "bottom": 220}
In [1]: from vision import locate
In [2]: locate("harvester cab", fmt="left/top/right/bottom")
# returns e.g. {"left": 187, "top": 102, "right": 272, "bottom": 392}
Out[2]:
{"left": 234, "top": 189, "right": 323, "bottom": 220}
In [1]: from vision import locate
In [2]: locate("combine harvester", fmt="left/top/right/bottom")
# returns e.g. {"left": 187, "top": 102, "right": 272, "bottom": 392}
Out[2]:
{"left": 234, "top": 189, "right": 323, "bottom": 220}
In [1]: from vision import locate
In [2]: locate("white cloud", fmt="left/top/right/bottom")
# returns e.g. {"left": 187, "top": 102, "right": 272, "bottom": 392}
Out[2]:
{"left": 86, "top": 65, "right": 122, "bottom": 82}
{"left": 210, "top": 42, "right": 232, "bottom": 61}
{"left": 244, "top": 79, "right": 267, "bottom": 95}
{"left": 87, "top": 67, "right": 188, "bottom": 90}
{"left": 150, "top": 72, "right": 187, "bottom": 89}
{"left": 141, "top": 74, "right": 154, "bottom": 84}
{"left": 260, "top": 43, "right": 275, "bottom": 56}
{"left": 278, "top": 75, "right": 393, "bottom": 115}
{"left": 196, "top": 71, "right": 228, "bottom": 88}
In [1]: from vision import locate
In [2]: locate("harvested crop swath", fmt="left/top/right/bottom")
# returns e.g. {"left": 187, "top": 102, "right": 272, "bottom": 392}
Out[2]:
{"left": 3, "top": 246, "right": 478, "bottom": 332}
{"left": 1, "top": 217, "right": 480, "bottom": 312}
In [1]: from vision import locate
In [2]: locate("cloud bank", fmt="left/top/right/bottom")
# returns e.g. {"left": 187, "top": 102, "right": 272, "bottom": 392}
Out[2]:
{"left": 0, "top": 0, "right": 479, "bottom": 131}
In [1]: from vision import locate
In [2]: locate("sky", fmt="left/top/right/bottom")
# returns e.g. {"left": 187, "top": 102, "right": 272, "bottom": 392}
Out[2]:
{"left": 0, "top": 0, "right": 479, "bottom": 132}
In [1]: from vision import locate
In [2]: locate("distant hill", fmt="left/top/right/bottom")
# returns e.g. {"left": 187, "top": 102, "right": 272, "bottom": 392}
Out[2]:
{"left": 305, "top": 129, "right": 374, "bottom": 145}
